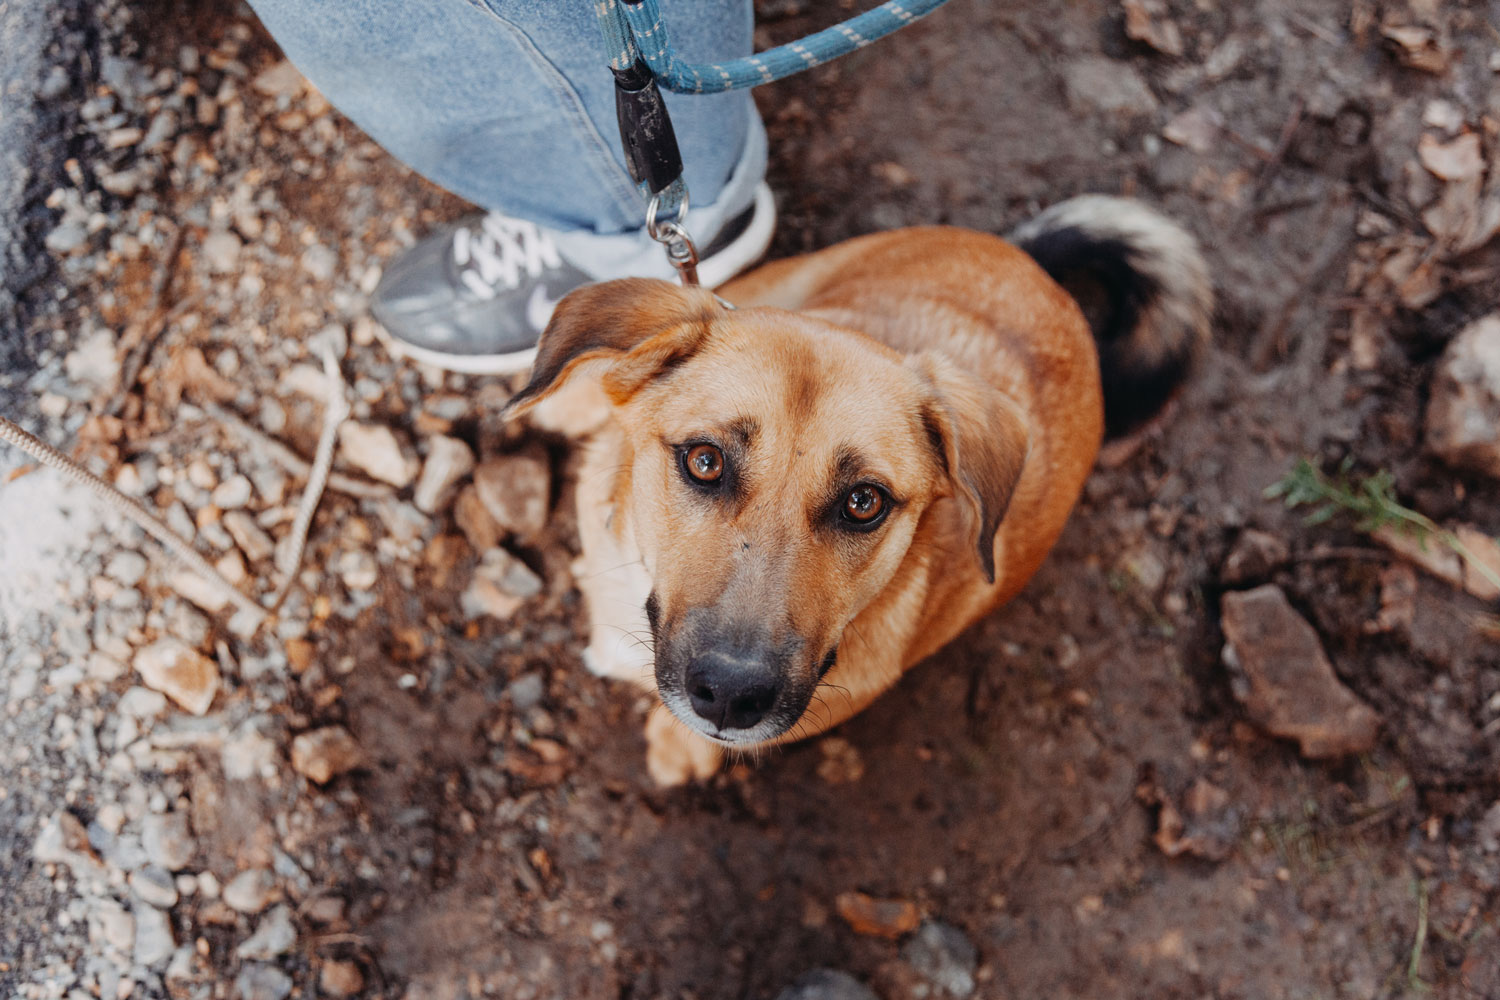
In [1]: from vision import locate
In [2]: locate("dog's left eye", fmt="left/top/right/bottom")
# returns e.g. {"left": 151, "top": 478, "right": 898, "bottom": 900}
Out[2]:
{"left": 840, "top": 484, "right": 889, "bottom": 529}
{"left": 680, "top": 443, "right": 725, "bottom": 485}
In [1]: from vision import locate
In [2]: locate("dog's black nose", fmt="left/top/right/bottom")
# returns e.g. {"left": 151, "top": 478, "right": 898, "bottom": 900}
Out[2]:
{"left": 685, "top": 649, "right": 780, "bottom": 731}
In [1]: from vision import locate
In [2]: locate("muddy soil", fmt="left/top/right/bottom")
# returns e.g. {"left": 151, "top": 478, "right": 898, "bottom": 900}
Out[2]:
{"left": 6, "top": 0, "right": 1500, "bottom": 998}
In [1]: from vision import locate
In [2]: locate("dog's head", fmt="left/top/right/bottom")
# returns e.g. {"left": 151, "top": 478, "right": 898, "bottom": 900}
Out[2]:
{"left": 506, "top": 279, "right": 1028, "bottom": 746}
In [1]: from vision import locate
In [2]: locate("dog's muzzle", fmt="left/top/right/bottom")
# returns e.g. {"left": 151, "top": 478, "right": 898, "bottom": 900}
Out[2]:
{"left": 652, "top": 604, "right": 817, "bottom": 744}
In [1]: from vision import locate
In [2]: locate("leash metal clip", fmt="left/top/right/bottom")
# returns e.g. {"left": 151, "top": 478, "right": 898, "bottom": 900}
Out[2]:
{"left": 646, "top": 187, "right": 700, "bottom": 287}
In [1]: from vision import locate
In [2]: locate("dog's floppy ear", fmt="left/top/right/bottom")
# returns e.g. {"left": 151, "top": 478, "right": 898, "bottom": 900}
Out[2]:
{"left": 910, "top": 353, "right": 1030, "bottom": 584}
{"left": 503, "top": 278, "right": 723, "bottom": 419}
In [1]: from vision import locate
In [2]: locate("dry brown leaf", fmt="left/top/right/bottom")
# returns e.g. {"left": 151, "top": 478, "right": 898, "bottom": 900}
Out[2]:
{"left": 1162, "top": 107, "right": 1223, "bottom": 153}
{"left": 1123, "top": 0, "right": 1185, "bottom": 56}
{"left": 1380, "top": 23, "right": 1450, "bottom": 74}
{"left": 1418, "top": 132, "right": 1484, "bottom": 181}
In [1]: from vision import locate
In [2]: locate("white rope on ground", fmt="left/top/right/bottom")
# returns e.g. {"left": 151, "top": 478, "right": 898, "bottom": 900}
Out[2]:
{"left": 0, "top": 413, "right": 270, "bottom": 628}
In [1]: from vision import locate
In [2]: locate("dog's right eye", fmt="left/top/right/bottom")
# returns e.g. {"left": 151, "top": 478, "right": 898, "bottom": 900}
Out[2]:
{"left": 680, "top": 443, "right": 725, "bottom": 485}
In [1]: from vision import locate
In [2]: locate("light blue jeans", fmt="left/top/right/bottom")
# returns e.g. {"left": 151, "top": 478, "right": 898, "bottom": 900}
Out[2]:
{"left": 246, "top": 0, "right": 767, "bottom": 279}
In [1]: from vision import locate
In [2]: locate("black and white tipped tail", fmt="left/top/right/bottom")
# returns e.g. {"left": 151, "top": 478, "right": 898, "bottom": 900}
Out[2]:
{"left": 1010, "top": 195, "right": 1213, "bottom": 438}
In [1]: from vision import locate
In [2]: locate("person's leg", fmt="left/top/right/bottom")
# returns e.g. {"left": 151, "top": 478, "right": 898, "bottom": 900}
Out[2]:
{"left": 245, "top": 0, "right": 766, "bottom": 276}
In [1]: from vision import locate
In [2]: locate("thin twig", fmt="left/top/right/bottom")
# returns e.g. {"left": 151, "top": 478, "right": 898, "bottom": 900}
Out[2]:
{"left": 0, "top": 414, "right": 268, "bottom": 627}
{"left": 200, "top": 401, "right": 392, "bottom": 499}
{"left": 102, "top": 226, "right": 190, "bottom": 418}
{"left": 268, "top": 346, "right": 349, "bottom": 611}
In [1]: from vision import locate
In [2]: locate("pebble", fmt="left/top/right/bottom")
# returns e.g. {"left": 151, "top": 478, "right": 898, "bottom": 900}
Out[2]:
{"left": 140, "top": 811, "right": 197, "bottom": 871}
{"left": 461, "top": 547, "right": 543, "bottom": 621}
{"left": 1220, "top": 585, "right": 1379, "bottom": 759}
{"left": 235, "top": 964, "right": 293, "bottom": 1000}
{"left": 90, "top": 898, "right": 135, "bottom": 955}
{"left": 117, "top": 686, "right": 168, "bottom": 719}
{"left": 250, "top": 59, "right": 306, "bottom": 98}
{"left": 338, "top": 422, "right": 419, "bottom": 487}
{"left": 133, "top": 904, "right": 176, "bottom": 967}
{"left": 1426, "top": 314, "right": 1500, "bottom": 479}
{"left": 413, "top": 435, "right": 476, "bottom": 513}
{"left": 301, "top": 243, "right": 338, "bottom": 281}
{"left": 63, "top": 329, "right": 122, "bottom": 389}
{"left": 129, "top": 865, "right": 180, "bottom": 909}
{"left": 236, "top": 903, "right": 297, "bottom": 960}
{"left": 211, "top": 474, "right": 253, "bottom": 509}
{"left": 902, "top": 920, "right": 978, "bottom": 997}
{"left": 335, "top": 549, "right": 379, "bottom": 591}
{"left": 774, "top": 969, "right": 880, "bottom": 1000}
{"left": 835, "top": 891, "right": 921, "bottom": 939}
{"left": 1063, "top": 56, "right": 1159, "bottom": 115}
{"left": 319, "top": 960, "right": 365, "bottom": 998}
{"left": 454, "top": 485, "right": 503, "bottom": 552}
{"left": 1219, "top": 529, "right": 1290, "bottom": 585}
{"left": 222, "top": 868, "right": 276, "bottom": 914}
{"left": 473, "top": 449, "right": 551, "bottom": 540}
{"left": 134, "top": 637, "right": 221, "bottom": 716}
{"left": 291, "top": 726, "right": 363, "bottom": 784}
{"left": 168, "top": 569, "right": 231, "bottom": 615}
{"left": 105, "top": 551, "right": 149, "bottom": 587}
{"left": 224, "top": 510, "right": 275, "bottom": 562}
{"left": 201, "top": 230, "right": 242, "bottom": 274}
{"left": 507, "top": 672, "right": 546, "bottom": 711}
{"left": 222, "top": 721, "right": 279, "bottom": 781}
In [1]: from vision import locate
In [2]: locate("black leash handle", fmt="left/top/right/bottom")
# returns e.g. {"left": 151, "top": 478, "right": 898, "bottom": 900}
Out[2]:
{"left": 612, "top": 57, "right": 683, "bottom": 195}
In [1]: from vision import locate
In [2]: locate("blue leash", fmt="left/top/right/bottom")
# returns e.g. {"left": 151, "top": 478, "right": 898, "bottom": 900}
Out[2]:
{"left": 598, "top": 0, "right": 956, "bottom": 284}
{"left": 597, "top": 0, "right": 955, "bottom": 95}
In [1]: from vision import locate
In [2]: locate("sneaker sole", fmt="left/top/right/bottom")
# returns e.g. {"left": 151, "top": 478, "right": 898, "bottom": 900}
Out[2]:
{"left": 375, "top": 182, "right": 776, "bottom": 377}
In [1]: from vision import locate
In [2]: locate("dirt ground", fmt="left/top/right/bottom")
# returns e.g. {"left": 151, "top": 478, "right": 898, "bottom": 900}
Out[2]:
{"left": 5, "top": 0, "right": 1500, "bottom": 998}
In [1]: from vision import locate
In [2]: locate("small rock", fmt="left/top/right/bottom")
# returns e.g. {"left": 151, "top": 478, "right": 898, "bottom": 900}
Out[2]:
{"left": 140, "top": 811, "right": 196, "bottom": 871}
{"left": 1478, "top": 801, "right": 1500, "bottom": 853}
{"left": 130, "top": 865, "right": 180, "bottom": 909}
{"left": 134, "top": 904, "right": 176, "bottom": 967}
{"left": 473, "top": 450, "right": 551, "bottom": 540}
{"left": 251, "top": 59, "right": 306, "bottom": 98}
{"left": 291, "top": 726, "right": 362, "bottom": 784}
{"left": 302, "top": 243, "right": 339, "bottom": 281}
{"left": 168, "top": 569, "right": 232, "bottom": 614}
{"left": 902, "top": 920, "right": 978, "bottom": 998}
{"left": 834, "top": 891, "right": 921, "bottom": 939}
{"left": 34, "top": 811, "right": 104, "bottom": 879}
{"left": 236, "top": 903, "right": 297, "bottom": 960}
{"left": 774, "top": 969, "right": 880, "bottom": 1000}
{"left": 507, "top": 672, "right": 546, "bottom": 711}
{"left": 461, "top": 547, "right": 543, "bottom": 620}
{"left": 64, "top": 329, "right": 121, "bottom": 389}
{"left": 90, "top": 898, "right": 135, "bottom": 954}
{"left": 46, "top": 220, "right": 87, "bottom": 254}
{"left": 1427, "top": 315, "right": 1500, "bottom": 478}
{"left": 1063, "top": 56, "right": 1158, "bottom": 116}
{"left": 319, "top": 960, "right": 365, "bottom": 998}
{"left": 816, "top": 737, "right": 865, "bottom": 784}
{"left": 454, "top": 485, "right": 503, "bottom": 552}
{"left": 106, "top": 550, "right": 149, "bottom": 587}
{"left": 235, "top": 964, "right": 293, "bottom": 1000}
{"left": 1220, "top": 585, "right": 1379, "bottom": 759}
{"left": 1220, "top": 529, "right": 1290, "bottom": 585}
{"left": 212, "top": 474, "right": 254, "bottom": 509}
{"left": 334, "top": 549, "right": 379, "bottom": 591}
{"left": 338, "top": 423, "right": 419, "bottom": 488}
{"left": 224, "top": 510, "right": 275, "bottom": 562}
{"left": 134, "top": 638, "right": 220, "bottom": 716}
{"left": 223, "top": 868, "right": 277, "bottom": 914}
{"left": 223, "top": 721, "right": 279, "bottom": 781}
{"left": 414, "top": 435, "right": 476, "bottom": 513}
{"left": 202, "top": 230, "right": 242, "bottom": 274}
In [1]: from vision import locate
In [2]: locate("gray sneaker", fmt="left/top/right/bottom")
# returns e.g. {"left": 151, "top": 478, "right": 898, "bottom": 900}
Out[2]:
{"left": 371, "top": 183, "right": 776, "bottom": 375}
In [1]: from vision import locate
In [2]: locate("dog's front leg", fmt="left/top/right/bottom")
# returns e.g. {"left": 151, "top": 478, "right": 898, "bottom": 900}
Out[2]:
{"left": 644, "top": 703, "right": 723, "bottom": 786}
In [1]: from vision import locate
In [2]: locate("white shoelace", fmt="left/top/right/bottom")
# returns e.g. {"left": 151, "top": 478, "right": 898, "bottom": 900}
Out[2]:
{"left": 452, "top": 216, "right": 564, "bottom": 299}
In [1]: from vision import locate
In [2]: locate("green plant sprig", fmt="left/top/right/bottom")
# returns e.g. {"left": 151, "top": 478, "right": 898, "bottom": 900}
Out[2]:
{"left": 1265, "top": 458, "right": 1500, "bottom": 597}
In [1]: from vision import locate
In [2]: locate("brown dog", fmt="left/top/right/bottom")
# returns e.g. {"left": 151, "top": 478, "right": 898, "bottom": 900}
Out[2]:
{"left": 506, "top": 196, "right": 1211, "bottom": 784}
